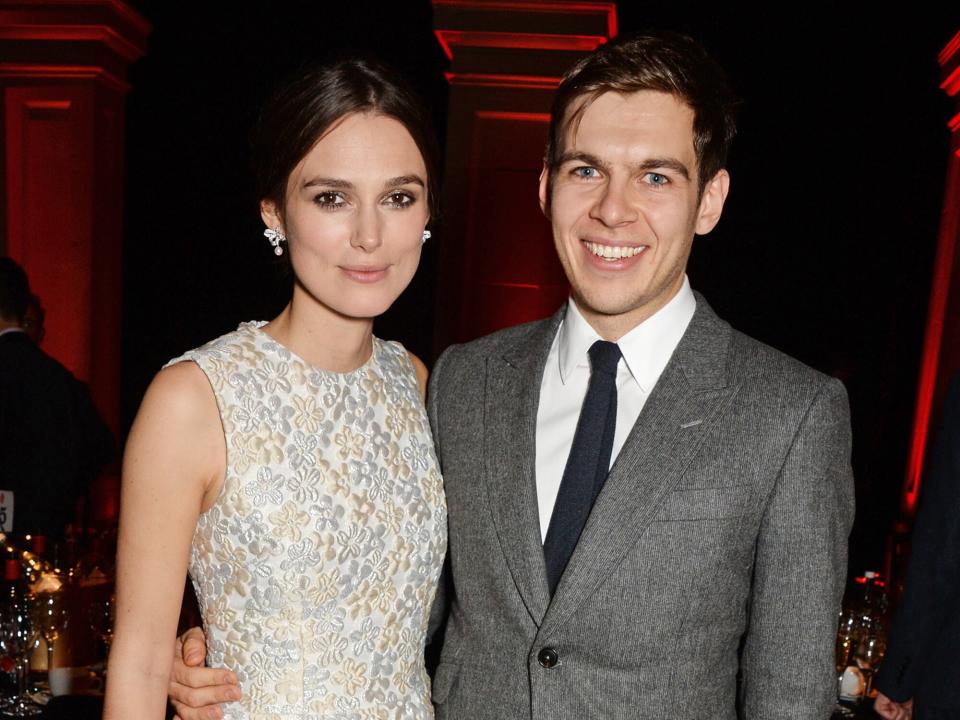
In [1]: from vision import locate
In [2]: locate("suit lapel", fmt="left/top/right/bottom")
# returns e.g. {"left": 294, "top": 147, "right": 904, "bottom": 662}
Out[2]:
{"left": 483, "top": 310, "right": 563, "bottom": 626}
{"left": 540, "top": 296, "right": 739, "bottom": 635}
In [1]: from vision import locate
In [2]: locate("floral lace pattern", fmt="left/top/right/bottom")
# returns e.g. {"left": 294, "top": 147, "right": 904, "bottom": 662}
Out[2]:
{"left": 167, "top": 322, "right": 446, "bottom": 719}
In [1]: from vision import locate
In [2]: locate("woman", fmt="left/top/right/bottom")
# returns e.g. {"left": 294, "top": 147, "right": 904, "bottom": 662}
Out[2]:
{"left": 104, "top": 60, "right": 447, "bottom": 719}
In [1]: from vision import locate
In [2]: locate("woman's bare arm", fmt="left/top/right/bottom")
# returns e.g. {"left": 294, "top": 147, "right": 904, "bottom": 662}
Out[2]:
{"left": 103, "top": 362, "right": 225, "bottom": 720}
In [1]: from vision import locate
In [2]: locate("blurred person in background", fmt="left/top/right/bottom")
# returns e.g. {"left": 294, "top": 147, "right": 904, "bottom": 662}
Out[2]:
{"left": 874, "top": 371, "right": 960, "bottom": 720}
{"left": 0, "top": 256, "right": 114, "bottom": 541}
{"left": 21, "top": 293, "right": 46, "bottom": 346}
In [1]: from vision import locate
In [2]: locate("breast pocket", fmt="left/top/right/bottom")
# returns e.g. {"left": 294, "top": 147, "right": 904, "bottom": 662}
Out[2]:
{"left": 657, "top": 484, "right": 755, "bottom": 521}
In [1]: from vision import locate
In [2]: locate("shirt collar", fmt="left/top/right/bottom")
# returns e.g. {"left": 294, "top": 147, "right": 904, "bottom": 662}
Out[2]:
{"left": 557, "top": 276, "right": 697, "bottom": 392}
{"left": 0, "top": 327, "right": 26, "bottom": 339}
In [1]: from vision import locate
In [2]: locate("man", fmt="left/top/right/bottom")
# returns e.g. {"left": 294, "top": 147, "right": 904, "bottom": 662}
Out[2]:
{"left": 874, "top": 371, "right": 960, "bottom": 720}
{"left": 169, "top": 33, "right": 854, "bottom": 719}
{"left": 0, "top": 257, "right": 114, "bottom": 539}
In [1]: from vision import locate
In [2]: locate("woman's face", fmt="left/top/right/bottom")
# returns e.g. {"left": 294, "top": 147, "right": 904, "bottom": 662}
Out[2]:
{"left": 263, "top": 112, "right": 429, "bottom": 321}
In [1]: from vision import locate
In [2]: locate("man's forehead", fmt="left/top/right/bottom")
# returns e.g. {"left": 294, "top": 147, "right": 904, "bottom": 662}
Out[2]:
{"left": 560, "top": 89, "right": 696, "bottom": 153}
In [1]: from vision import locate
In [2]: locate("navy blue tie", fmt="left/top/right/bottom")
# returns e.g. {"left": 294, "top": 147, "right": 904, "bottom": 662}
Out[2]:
{"left": 543, "top": 339, "right": 621, "bottom": 595}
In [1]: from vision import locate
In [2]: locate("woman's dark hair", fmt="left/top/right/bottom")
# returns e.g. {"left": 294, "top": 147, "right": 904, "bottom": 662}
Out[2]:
{"left": 253, "top": 58, "right": 441, "bottom": 220}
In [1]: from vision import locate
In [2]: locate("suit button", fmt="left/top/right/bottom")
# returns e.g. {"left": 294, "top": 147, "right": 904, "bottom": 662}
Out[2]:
{"left": 537, "top": 647, "right": 559, "bottom": 668}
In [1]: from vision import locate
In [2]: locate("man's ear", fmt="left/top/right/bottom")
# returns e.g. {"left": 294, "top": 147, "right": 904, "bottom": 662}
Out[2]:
{"left": 260, "top": 200, "right": 283, "bottom": 232}
{"left": 694, "top": 169, "right": 730, "bottom": 236}
{"left": 538, "top": 162, "right": 551, "bottom": 219}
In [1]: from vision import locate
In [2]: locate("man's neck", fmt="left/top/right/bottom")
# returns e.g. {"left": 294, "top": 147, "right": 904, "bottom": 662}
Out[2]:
{"left": 572, "top": 281, "right": 686, "bottom": 342}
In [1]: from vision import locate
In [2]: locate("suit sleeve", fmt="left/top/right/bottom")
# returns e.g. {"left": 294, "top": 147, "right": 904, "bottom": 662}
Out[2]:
{"left": 873, "top": 373, "right": 960, "bottom": 702}
{"left": 740, "top": 377, "right": 855, "bottom": 719}
{"left": 426, "top": 345, "right": 454, "bottom": 647}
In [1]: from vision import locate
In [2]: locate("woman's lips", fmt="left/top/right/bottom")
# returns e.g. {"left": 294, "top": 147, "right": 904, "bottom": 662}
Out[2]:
{"left": 340, "top": 265, "right": 389, "bottom": 283}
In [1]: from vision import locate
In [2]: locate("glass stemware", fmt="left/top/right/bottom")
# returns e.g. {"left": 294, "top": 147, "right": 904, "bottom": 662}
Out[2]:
{"left": 834, "top": 609, "right": 858, "bottom": 717}
{"left": 88, "top": 594, "right": 115, "bottom": 664}
{"left": 0, "top": 599, "right": 43, "bottom": 717}
{"left": 33, "top": 590, "right": 68, "bottom": 680}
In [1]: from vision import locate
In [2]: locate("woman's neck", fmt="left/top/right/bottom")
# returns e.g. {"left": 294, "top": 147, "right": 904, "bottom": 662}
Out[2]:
{"left": 264, "top": 291, "right": 374, "bottom": 373}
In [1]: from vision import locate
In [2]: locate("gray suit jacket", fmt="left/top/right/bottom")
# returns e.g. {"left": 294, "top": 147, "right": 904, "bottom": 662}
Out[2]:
{"left": 426, "top": 295, "right": 855, "bottom": 719}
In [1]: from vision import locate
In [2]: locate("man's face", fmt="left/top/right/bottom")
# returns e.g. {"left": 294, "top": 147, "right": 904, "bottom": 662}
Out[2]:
{"left": 540, "top": 90, "right": 729, "bottom": 339}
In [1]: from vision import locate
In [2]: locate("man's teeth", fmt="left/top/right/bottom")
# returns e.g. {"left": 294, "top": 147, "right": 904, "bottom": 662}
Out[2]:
{"left": 583, "top": 241, "right": 646, "bottom": 260}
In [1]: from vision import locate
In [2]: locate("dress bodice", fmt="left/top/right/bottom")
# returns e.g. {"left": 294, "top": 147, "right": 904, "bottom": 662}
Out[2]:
{"left": 167, "top": 322, "right": 446, "bottom": 719}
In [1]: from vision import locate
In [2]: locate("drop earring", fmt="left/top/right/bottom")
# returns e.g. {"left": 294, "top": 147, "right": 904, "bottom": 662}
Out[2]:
{"left": 264, "top": 227, "right": 285, "bottom": 256}
{"left": 421, "top": 230, "right": 431, "bottom": 245}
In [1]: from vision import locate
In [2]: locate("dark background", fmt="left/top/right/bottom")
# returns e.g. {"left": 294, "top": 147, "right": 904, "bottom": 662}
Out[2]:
{"left": 120, "top": 2, "right": 959, "bottom": 575}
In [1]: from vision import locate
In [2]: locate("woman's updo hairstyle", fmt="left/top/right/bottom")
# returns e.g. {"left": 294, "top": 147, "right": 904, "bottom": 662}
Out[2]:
{"left": 253, "top": 58, "right": 441, "bottom": 220}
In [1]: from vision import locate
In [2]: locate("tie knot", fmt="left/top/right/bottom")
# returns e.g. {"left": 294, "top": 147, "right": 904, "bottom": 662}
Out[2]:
{"left": 588, "top": 340, "right": 621, "bottom": 376}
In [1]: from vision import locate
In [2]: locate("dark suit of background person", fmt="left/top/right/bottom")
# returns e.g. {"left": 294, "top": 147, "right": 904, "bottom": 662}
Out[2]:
{"left": 874, "top": 372, "right": 960, "bottom": 720}
{"left": 0, "top": 258, "right": 114, "bottom": 540}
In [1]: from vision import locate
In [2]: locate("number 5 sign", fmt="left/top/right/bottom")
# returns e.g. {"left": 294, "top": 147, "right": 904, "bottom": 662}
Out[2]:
{"left": 0, "top": 491, "right": 13, "bottom": 533}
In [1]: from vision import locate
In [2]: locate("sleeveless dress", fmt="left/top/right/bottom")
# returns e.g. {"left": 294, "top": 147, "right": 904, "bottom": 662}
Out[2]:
{"left": 166, "top": 322, "right": 447, "bottom": 719}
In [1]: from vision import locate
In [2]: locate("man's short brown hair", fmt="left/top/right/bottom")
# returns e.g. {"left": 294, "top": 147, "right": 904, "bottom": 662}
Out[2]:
{"left": 546, "top": 32, "right": 738, "bottom": 195}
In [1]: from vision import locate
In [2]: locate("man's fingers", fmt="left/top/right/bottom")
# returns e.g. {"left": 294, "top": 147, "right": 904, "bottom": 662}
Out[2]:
{"left": 180, "top": 626, "right": 208, "bottom": 666}
{"left": 169, "top": 679, "right": 240, "bottom": 714}
{"left": 170, "top": 700, "right": 224, "bottom": 720}
{"left": 874, "top": 694, "right": 896, "bottom": 720}
{"left": 170, "top": 661, "right": 239, "bottom": 689}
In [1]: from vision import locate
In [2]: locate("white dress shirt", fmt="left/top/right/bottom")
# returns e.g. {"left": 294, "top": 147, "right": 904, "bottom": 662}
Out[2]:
{"left": 534, "top": 277, "right": 696, "bottom": 542}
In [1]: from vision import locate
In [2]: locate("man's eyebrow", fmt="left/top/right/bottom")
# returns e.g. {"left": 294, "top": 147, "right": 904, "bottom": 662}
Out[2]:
{"left": 556, "top": 152, "right": 691, "bottom": 181}
{"left": 636, "top": 158, "right": 691, "bottom": 181}
{"left": 556, "top": 151, "right": 609, "bottom": 172}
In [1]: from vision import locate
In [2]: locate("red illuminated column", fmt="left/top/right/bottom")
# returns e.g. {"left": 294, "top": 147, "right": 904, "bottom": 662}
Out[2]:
{"left": 0, "top": 1, "right": 150, "bottom": 521}
{"left": 900, "top": 29, "right": 960, "bottom": 517}
{"left": 431, "top": 1, "right": 616, "bottom": 347}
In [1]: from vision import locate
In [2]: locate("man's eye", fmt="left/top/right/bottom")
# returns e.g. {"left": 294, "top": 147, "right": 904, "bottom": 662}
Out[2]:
{"left": 645, "top": 173, "right": 669, "bottom": 186}
{"left": 384, "top": 192, "right": 415, "bottom": 208}
{"left": 572, "top": 166, "right": 600, "bottom": 179}
{"left": 314, "top": 192, "right": 345, "bottom": 208}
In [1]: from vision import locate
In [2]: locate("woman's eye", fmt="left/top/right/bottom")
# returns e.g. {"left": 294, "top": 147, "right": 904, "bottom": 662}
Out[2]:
{"left": 384, "top": 192, "right": 415, "bottom": 208}
{"left": 314, "top": 192, "right": 345, "bottom": 208}
{"left": 572, "top": 166, "right": 600, "bottom": 179}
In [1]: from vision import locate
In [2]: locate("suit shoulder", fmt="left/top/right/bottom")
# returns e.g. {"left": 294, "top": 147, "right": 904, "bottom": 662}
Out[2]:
{"left": 0, "top": 334, "right": 80, "bottom": 388}
{"left": 437, "top": 316, "right": 554, "bottom": 368}
{"left": 726, "top": 327, "right": 846, "bottom": 405}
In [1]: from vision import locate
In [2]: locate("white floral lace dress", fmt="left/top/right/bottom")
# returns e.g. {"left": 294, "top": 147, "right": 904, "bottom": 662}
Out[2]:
{"left": 166, "top": 322, "right": 447, "bottom": 720}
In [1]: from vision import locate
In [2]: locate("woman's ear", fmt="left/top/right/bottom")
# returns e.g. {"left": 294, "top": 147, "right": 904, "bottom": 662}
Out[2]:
{"left": 260, "top": 199, "right": 282, "bottom": 232}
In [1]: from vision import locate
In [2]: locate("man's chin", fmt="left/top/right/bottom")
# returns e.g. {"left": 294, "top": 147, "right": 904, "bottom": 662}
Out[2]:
{"left": 572, "top": 288, "right": 644, "bottom": 316}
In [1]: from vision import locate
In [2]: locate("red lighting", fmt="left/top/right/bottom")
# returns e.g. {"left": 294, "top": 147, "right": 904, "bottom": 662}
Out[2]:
{"left": 938, "top": 30, "right": 960, "bottom": 67}
{"left": 432, "top": 1, "right": 617, "bottom": 38}
{"left": 443, "top": 72, "right": 560, "bottom": 89}
{"left": 901, "top": 29, "right": 960, "bottom": 516}
{"left": 902, "top": 197, "right": 958, "bottom": 514}
{"left": 435, "top": 29, "right": 607, "bottom": 52}
{"left": 942, "top": 66, "right": 960, "bottom": 97}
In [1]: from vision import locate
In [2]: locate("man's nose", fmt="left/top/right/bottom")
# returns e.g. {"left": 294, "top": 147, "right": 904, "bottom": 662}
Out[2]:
{"left": 589, "top": 179, "right": 638, "bottom": 227}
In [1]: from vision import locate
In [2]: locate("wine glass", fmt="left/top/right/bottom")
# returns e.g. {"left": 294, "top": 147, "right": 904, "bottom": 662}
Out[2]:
{"left": 0, "top": 599, "right": 43, "bottom": 717}
{"left": 88, "top": 594, "right": 115, "bottom": 664}
{"left": 33, "top": 591, "right": 68, "bottom": 680}
{"left": 855, "top": 625, "right": 887, "bottom": 697}
{"left": 833, "top": 609, "right": 858, "bottom": 717}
